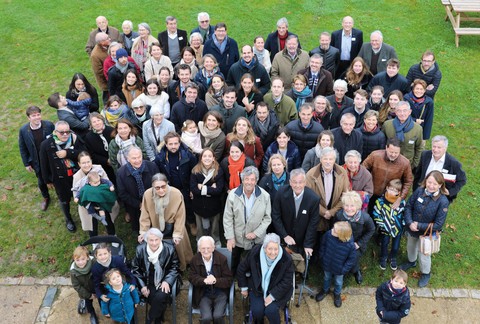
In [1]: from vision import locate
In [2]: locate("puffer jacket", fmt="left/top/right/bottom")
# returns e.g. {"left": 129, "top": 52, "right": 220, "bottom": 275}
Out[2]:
{"left": 334, "top": 209, "right": 375, "bottom": 253}
{"left": 101, "top": 283, "right": 140, "bottom": 323}
{"left": 359, "top": 125, "right": 386, "bottom": 161}
{"left": 376, "top": 281, "right": 411, "bottom": 324}
{"left": 285, "top": 119, "right": 324, "bottom": 158}
{"left": 319, "top": 230, "right": 357, "bottom": 275}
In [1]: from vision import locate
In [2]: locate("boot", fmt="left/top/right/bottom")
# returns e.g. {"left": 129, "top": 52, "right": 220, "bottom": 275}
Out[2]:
{"left": 334, "top": 293, "right": 342, "bottom": 307}
{"left": 315, "top": 288, "right": 327, "bottom": 302}
{"left": 60, "top": 202, "right": 76, "bottom": 232}
{"left": 398, "top": 260, "right": 417, "bottom": 271}
{"left": 418, "top": 273, "right": 431, "bottom": 287}
{"left": 189, "top": 222, "right": 197, "bottom": 236}
{"left": 89, "top": 311, "right": 98, "bottom": 324}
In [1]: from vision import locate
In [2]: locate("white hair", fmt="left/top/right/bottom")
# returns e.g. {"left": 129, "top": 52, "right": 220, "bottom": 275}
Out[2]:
{"left": 197, "top": 236, "right": 215, "bottom": 248}
{"left": 197, "top": 12, "right": 210, "bottom": 21}
{"left": 263, "top": 233, "right": 281, "bottom": 248}
{"left": 344, "top": 150, "right": 362, "bottom": 163}
{"left": 277, "top": 17, "right": 289, "bottom": 27}
{"left": 144, "top": 228, "right": 163, "bottom": 242}
{"left": 190, "top": 32, "right": 203, "bottom": 43}
{"left": 371, "top": 30, "right": 383, "bottom": 40}
{"left": 122, "top": 20, "right": 133, "bottom": 30}
{"left": 431, "top": 135, "right": 448, "bottom": 147}
{"left": 333, "top": 79, "right": 348, "bottom": 91}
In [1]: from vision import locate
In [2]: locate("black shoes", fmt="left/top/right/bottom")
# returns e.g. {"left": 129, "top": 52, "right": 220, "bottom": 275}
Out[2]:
{"left": 315, "top": 288, "right": 327, "bottom": 302}
{"left": 89, "top": 312, "right": 98, "bottom": 324}
{"left": 398, "top": 261, "right": 417, "bottom": 271}
{"left": 41, "top": 197, "right": 50, "bottom": 211}
{"left": 354, "top": 270, "right": 363, "bottom": 284}
{"left": 390, "top": 258, "right": 398, "bottom": 270}
{"left": 66, "top": 219, "right": 77, "bottom": 233}
{"left": 418, "top": 273, "right": 431, "bottom": 287}
{"left": 379, "top": 259, "right": 387, "bottom": 270}
{"left": 334, "top": 293, "right": 342, "bottom": 307}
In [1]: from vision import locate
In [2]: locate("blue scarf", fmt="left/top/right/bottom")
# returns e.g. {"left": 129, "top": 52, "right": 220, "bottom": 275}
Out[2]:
{"left": 272, "top": 171, "right": 287, "bottom": 191}
{"left": 240, "top": 56, "right": 256, "bottom": 69}
{"left": 424, "top": 188, "right": 439, "bottom": 197}
{"left": 126, "top": 161, "right": 146, "bottom": 199}
{"left": 387, "top": 280, "right": 406, "bottom": 295}
{"left": 293, "top": 86, "right": 312, "bottom": 112}
{"left": 260, "top": 246, "right": 283, "bottom": 299}
{"left": 213, "top": 34, "right": 227, "bottom": 54}
{"left": 392, "top": 116, "right": 414, "bottom": 142}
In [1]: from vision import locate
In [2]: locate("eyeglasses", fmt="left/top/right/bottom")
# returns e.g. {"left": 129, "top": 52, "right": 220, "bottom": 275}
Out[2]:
{"left": 154, "top": 185, "right": 167, "bottom": 190}
{"left": 199, "top": 20, "right": 209, "bottom": 24}
{"left": 56, "top": 130, "right": 71, "bottom": 135}
{"left": 132, "top": 106, "right": 146, "bottom": 110}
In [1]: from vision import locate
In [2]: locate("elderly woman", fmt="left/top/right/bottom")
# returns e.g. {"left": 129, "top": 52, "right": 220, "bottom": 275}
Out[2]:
{"left": 237, "top": 233, "right": 294, "bottom": 324}
{"left": 253, "top": 36, "right": 271, "bottom": 74}
{"left": 144, "top": 42, "right": 174, "bottom": 81}
{"left": 285, "top": 75, "right": 313, "bottom": 112}
{"left": 190, "top": 32, "right": 204, "bottom": 64}
{"left": 131, "top": 22, "right": 157, "bottom": 72}
{"left": 360, "top": 110, "right": 386, "bottom": 160}
{"left": 138, "top": 173, "right": 193, "bottom": 272}
{"left": 343, "top": 150, "right": 374, "bottom": 211}
{"left": 378, "top": 90, "right": 403, "bottom": 126}
{"left": 340, "top": 57, "right": 373, "bottom": 99}
{"left": 334, "top": 191, "right": 375, "bottom": 285}
{"left": 143, "top": 104, "right": 175, "bottom": 161}
{"left": 259, "top": 154, "right": 289, "bottom": 206}
{"left": 205, "top": 74, "right": 227, "bottom": 109}
{"left": 311, "top": 95, "right": 333, "bottom": 130}
{"left": 399, "top": 170, "right": 449, "bottom": 287}
{"left": 121, "top": 20, "right": 139, "bottom": 56}
{"left": 327, "top": 79, "right": 354, "bottom": 128}
{"left": 404, "top": 79, "right": 434, "bottom": 142}
{"left": 262, "top": 127, "right": 301, "bottom": 173}
{"left": 198, "top": 111, "right": 226, "bottom": 162}
{"left": 174, "top": 46, "right": 199, "bottom": 79}
{"left": 66, "top": 73, "right": 99, "bottom": 112}
{"left": 224, "top": 117, "right": 264, "bottom": 168}
{"left": 72, "top": 151, "right": 119, "bottom": 237}
{"left": 302, "top": 130, "right": 336, "bottom": 172}
{"left": 189, "top": 236, "right": 233, "bottom": 324}
{"left": 131, "top": 228, "right": 180, "bottom": 324}
{"left": 194, "top": 54, "right": 224, "bottom": 92}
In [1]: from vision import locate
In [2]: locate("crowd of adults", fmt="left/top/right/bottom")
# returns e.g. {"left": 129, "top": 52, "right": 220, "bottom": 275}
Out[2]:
{"left": 19, "top": 12, "right": 468, "bottom": 323}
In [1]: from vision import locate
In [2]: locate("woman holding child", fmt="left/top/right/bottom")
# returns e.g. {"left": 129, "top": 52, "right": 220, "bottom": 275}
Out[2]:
{"left": 66, "top": 73, "right": 99, "bottom": 112}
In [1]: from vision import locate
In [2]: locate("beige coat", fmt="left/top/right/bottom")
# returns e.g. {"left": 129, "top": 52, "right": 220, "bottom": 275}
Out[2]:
{"left": 306, "top": 164, "right": 349, "bottom": 231}
{"left": 140, "top": 187, "right": 193, "bottom": 271}
{"left": 131, "top": 35, "right": 158, "bottom": 71}
{"left": 72, "top": 165, "right": 119, "bottom": 231}
{"left": 90, "top": 45, "right": 109, "bottom": 91}
{"left": 271, "top": 47, "right": 310, "bottom": 90}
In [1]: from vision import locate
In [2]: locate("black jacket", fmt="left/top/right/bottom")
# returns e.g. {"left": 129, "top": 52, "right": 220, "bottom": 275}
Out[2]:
{"left": 190, "top": 167, "right": 225, "bottom": 217}
{"left": 340, "top": 106, "right": 370, "bottom": 128}
{"left": 334, "top": 210, "right": 375, "bottom": 254}
{"left": 237, "top": 244, "right": 294, "bottom": 307}
{"left": 107, "top": 62, "right": 137, "bottom": 102}
{"left": 285, "top": 119, "right": 324, "bottom": 159}
{"left": 309, "top": 46, "right": 340, "bottom": 79}
{"left": 264, "top": 31, "right": 300, "bottom": 62}
{"left": 331, "top": 127, "right": 363, "bottom": 165}
{"left": 340, "top": 71, "right": 372, "bottom": 99}
{"left": 227, "top": 58, "right": 271, "bottom": 95}
{"left": 359, "top": 126, "right": 386, "bottom": 161}
{"left": 170, "top": 97, "right": 208, "bottom": 133}
{"left": 202, "top": 37, "right": 239, "bottom": 76}
{"left": 249, "top": 108, "right": 280, "bottom": 151}
{"left": 330, "top": 28, "right": 363, "bottom": 61}
{"left": 116, "top": 161, "right": 159, "bottom": 209}
{"left": 157, "top": 29, "right": 188, "bottom": 64}
{"left": 272, "top": 185, "right": 320, "bottom": 252}
{"left": 258, "top": 172, "right": 290, "bottom": 205}
{"left": 84, "top": 126, "right": 114, "bottom": 167}
{"left": 406, "top": 61, "right": 442, "bottom": 98}
{"left": 167, "top": 80, "right": 206, "bottom": 107}
{"left": 154, "top": 142, "right": 197, "bottom": 191}
{"left": 297, "top": 67, "right": 334, "bottom": 98}
{"left": 376, "top": 281, "right": 411, "bottom": 324}
{"left": 327, "top": 94, "right": 354, "bottom": 129}
{"left": 19, "top": 120, "right": 55, "bottom": 173}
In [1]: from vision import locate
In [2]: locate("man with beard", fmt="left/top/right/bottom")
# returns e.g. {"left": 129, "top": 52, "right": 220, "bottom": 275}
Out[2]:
{"left": 309, "top": 32, "right": 340, "bottom": 78}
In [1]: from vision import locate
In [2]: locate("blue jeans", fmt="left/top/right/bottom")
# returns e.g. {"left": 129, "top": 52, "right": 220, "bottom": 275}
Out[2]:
{"left": 323, "top": 271, "right": 344, "bottom": 295}
{"left": 380, "top": 234, "right": 401, "bottom": 261}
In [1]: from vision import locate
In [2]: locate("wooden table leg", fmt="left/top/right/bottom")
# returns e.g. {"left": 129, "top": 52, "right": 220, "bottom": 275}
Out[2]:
{"left": 455, "top": 13, "right": 460, "bottom": 47}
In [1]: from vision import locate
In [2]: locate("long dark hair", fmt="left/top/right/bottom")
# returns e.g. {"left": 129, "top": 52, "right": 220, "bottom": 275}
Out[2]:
{"left": 68, "top": 73, "right": 97, "bottom": 96}
{"left": 123, "top": 69, "right": 144, "bottom": 91}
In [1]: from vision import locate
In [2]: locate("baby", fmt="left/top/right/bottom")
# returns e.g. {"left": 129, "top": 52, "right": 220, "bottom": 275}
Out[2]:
{"left": 181, "top": 119, "right": 203, "bottom": 154}
{"left": 67, "top": 91, "right": 92, "bottom": 121}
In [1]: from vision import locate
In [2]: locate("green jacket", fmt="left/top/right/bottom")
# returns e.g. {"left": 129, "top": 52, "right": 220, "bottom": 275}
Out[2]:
{"left": 271, "top": 47, "right": 310, "bottom": 90}
{"left": 70, "top": 257, "right": 95, "bottom": 300}
{"left": 108, "top": 136, "right": 147, "bottom": 174}
{"left": 382, "top": 120, "right": 424, "bottom": 167}
{"left": 263, "top": 93, "right": 298, "bottom": 127}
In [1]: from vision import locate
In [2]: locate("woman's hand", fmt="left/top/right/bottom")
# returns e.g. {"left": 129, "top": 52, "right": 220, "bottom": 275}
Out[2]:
{"left": 323, "top": 210, "right": 331, "bottom": 219}
{"left": 74, "top": 198, "right": 79, "bottom": 203}
{"left": 101, "top": 295, "right": 110, "bottom": 302}
{"left": 173, "top": 237, "right": 181, "bottom": 245}
{"left": 190, "top": 192, "right": 194, "bottom": 200}
{"left": 416, "top": 118, "right": 424, "bottom": 124}
{"left": 107, "top": 158, "right": 111, "bottom": 166}
{"left": 160, "top": 281, "right": 170, "bottom": 294}
{"left": 110, "top": 186, "right": 115, "bottom": 191}
{"left": 264, "top": 295, "right": 273, "bottom": 307}
{"left": 197, "top": 184, "right": 203, "bottom": 190}
{"left": 409, "top": 222, "right": 419, "bottom": 232}
{"left": 211, "top": 183, "right": 216, "bottom": 188}
{"left": 354, "top": 243, "right": 360, "bottom": 250}
{"left": 141, "top": 286, "right": 150, "bottom": 297}
{"left": 90, "top": 294, "right": 96, "bottom": 300}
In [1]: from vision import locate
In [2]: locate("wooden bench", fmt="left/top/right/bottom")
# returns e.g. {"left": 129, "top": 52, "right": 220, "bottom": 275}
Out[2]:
{"left": 454, "top": 27, "right": 480, "bottom": 47}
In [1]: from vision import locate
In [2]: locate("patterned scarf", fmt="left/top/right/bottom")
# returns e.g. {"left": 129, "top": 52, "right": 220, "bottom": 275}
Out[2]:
{"left": 202, "top": 67, "right": 219, "bottom": 86}
{"left": 53, "top": 133, "right": 75, "bottom": 172}
{"left": 115, "top": 134, "right": 137, "bottom": 167}
{"left": 104, "top": 104, "right": 128, "bottom": 127}
{"left": 126, "top": 161, "right": 146, "bottom": 199}
{"left": 93, "top": 125, "right": 109, "bottom": 151}
{"left": 344, "top": 210, "right": 362, "bottom": 223}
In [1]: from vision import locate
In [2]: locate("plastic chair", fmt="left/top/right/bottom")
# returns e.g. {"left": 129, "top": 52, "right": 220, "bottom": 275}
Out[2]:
{"left": 188, "top": 247, "right": 234, "bottom": 324}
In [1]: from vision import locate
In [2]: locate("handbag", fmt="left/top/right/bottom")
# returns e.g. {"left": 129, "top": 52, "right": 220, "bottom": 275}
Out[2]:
{"left": 419, "top": 223, "right": 441, "bottom": 256}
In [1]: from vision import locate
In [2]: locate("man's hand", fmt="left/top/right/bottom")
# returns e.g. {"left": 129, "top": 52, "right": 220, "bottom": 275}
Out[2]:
{"left": 47, "top": 183, "right": 55, "bottom": 189}
{"left": 160, "top": 281, "right": 170, "bottom": 293}
{"left": 241, "top": 290, "right": 248, "bottom": 298}
{"left": 138, "top": 234, "right": 144, "bottom": 244}
{"left": 25, "top": 166, "right": 34, "bottom": 172}
{"left": 264, "top": 295, "right": 273, "bottom": 306}
{"left": 284, "top": 235, "right": 296, "bottom": 246}
{"left": 141, "top": 286, "right": 150, "bottom": 297}
{"left": 56, "top": 150, "right": 67, "bottom": 159}
{"left": 324, "top": 210, "right": 331, "bottom": 219}
{"left": 245, "top": 232, "right": 257, "bottom": 240}
{"left": 409, "top": 222, "right": 419, "bottom": 232}
{"left": 304, "top": 248, "right": 313, "bottom": 257}
{"left": 227, "top": 239, "right": 236, "bottom": 252}
{"left": 173, "top": 237, "right": 181, "bottom": 245}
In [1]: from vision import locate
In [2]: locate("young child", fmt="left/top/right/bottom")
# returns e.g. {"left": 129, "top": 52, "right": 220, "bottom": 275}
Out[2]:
{"left": 373, "top": 179, "right": 406, "bottom": 271}
{"left": 181, "top": 120, "right": 203, "bottom": 154}
{"left": 367, "top": 85, "right": 385, "bottom": 111}
{"left": 101, "top": 268, "right": 140, "bottom": 324}
{"left": 315, "top": 221, "right": 357, "bottom": 308}
{"left": 66, "top": 91, "right": 92, "bottom": 121}
{"left": 70, "top": 246, "right": 98, "bottom": 323}
{"left": 91, "top": 243, "right": 137, "bottom": 303}
{"left": 74, "top": 171, "right": 116, "bottom": 228}
{"left": 376, "top": 270, "right": 411, "bottom": 324}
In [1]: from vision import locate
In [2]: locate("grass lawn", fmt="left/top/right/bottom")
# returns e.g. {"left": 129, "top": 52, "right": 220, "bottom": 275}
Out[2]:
{"left": 0, "top": 0, "right": 479, "bottom": 289}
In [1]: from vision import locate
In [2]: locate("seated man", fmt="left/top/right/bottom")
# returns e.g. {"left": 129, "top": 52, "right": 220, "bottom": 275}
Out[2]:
{"left": 340, "top": 89, "right": 370, "bottom": 128}
{"left": 309, "top": 32, "right": 340, "bottom": 79}
{"left": 210, "top": 86, "right": 246, "bottom": 134}
{"left": 298, "top": 54, "right": 334, "bottom": 98}
{"left": 191, "top": 12, "right": 215, "bottom": 43}
{"left": 265, "top": 17, "right": 301, "bottom": 62}
{"left": 413, "top": 135, "right": 466, "bottom": 203}
{"left": 357, "top": 30, "right": 398, "bottom": 75}
{"left": 170, "top": 82, "right": 208, "bottom": 133}
{"left": 85, "top": 16, "right": 123, "bottom": 56}
{"left": 272, "top": 168, "right": 320, "bottom": 258}
{"left": 406, "top": 50, "right": 442, "bottom": 99}
{"left": 330, "top": 16, "right": 363, "bottom": 77}
{"left": 189, "top": 236, "right": 233, "bottom": 324}
{"left": 158, "top": 16, "right": 188, "bottom": 66}
{"left": 202, "top": 23, "right": 239, "bottom": 76}
{"left": 331, "top": 113, "right": 363, "bottom": 165}
{"left": 367, "top": 58, "right": 409, "bottom": 96}
{"left": 263, "top": 77, "right": 298, "bottom": 126}
{"left": 47, "top": 92, "right": 90, "bottom": 138}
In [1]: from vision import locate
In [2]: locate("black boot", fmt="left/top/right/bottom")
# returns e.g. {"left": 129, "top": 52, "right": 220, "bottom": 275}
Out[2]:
{"left": 60, "top": 202, "right": 76, "bottom": 232}
{"left": 89, "top": 311, "right": 98, "bottom": 324}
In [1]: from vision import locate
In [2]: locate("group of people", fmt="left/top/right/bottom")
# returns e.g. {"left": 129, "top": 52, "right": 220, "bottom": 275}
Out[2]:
{"left": 18, "top": 11, "right": 469, "bottom": 324}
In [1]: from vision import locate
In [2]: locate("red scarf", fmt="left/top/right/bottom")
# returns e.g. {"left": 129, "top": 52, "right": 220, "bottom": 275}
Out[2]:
{"left": 363, "top": 124, "right": 378, "bottom": 133}
{"left": 228, "top": 154, "right": 246, "bottom": 189}
{"left": 279, "top": 32, "right": 288, "bottom": 50}
{"left": 343, "top": 164, "right": 359, "bottom": 190}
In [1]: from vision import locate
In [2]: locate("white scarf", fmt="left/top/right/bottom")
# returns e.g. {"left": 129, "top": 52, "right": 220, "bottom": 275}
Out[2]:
{"left": 153, "top": 186, "right": 171, "bottom": 232}
{"left": 147, "top": 242, "right": 163, "bottom": 264}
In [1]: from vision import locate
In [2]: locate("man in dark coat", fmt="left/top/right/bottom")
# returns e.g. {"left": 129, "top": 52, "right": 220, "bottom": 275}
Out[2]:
{"left": 330, "top": 16, "right": 363, "bottom": 77}
{"left": 167, "top": 64, "right": 205, "bottom": 106}
{"left": 340, "top": 89, "right": 370, "bottom": 128}
{"left": 170, "top": 82, "right": 208, "bottom": 133}
{"left": 413, "top": 135, "right": 466, "bottom": 203}
{"left": 226, "top": 45, "right": 271, "bottom": 95}
{"left": 298, "top": 54, "right": 334, "bottom": 98}
{"left": 116, "top": 147, "right": 159, "bottom": 232}
{"left": 48, "top": 92, "right": 90, "bottom": 138}
{"left": 406, "top": 50, "right": 442, "bottom": 98}
{"left": 367, "top": 58, "right": 409, "bottom": 96}
{"left": 272, "top": 169, "right": 320, "bottom": 257}
{"left": 264, "top": 17, "right": 301, "bottom": 62}
{"left": 357, "top": 30, "right": 398, "bottom": 75}
{"left": 309, "top": 32, "right": 340, "bottom": 79}
{"left": 249, "top": 102, "right": 280, "bottom": 151}
{"left": 19, "top": 106, "right": 55, "bottom": 211}
{"left": 157, "top": 16, "right": 188, "bottom": 65}
{"left": 39, "top": 121, "right": 86, "bottom": 232}
{"left": 191, "top": 12, "right": 215, "bottom": 43}
{"left": 85, "top": 16, "right": 123, "bottom": 56}
{"left": 331, "top": 113, "right": 363, "bottom": 165}
{"left": 210, "top": 87, "right": 246, "bottom": 134}
{"left": 202, "top": 23, "right": 239, "bottom": 76}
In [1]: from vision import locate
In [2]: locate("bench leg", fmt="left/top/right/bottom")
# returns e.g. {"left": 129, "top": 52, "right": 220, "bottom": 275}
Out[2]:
{"left": 455, "top": 34, "right": 459, "bottom": 47}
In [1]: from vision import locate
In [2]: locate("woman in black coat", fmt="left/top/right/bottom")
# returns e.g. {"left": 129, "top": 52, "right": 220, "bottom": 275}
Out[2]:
{"left": 359, "top": 110, "right": 386, "bottom": 161}
{"left": 66, "top": 72, "right": 100, "bottom": 112}
{"left": 237, "top": 233, "right": 294, "bottom": 324}
{"left": 258, "top": 153, "right": 290, "bottom": 205}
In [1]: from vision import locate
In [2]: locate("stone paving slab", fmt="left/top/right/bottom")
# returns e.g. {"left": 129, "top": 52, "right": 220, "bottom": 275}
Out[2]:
{"left": 433, "top": 288, "right": 451, "bottom": 298}
{"left": 0, "top": 285, "right": 47, "bottom": 324}
{"left": 471, "top": 289, "right": 480, "bottom": 299}
{"left": 451, "top": 288, "right": 469, "bottom": 298}
{"left": 20, "top": 276, "right": 36, "bottom": 285}
{"left": 416, "top": 288, "right": 433, "bottom": 298}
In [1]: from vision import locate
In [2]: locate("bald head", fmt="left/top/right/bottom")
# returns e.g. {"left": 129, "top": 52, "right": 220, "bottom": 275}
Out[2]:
{"left": 342, "top": 16, "right": 354, "bottom": 34}
{"left": 96, "top": 16, "right": 108, "bottom": 31}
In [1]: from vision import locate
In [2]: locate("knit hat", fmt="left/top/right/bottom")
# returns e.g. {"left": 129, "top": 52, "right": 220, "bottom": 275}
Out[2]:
{"left": 116, "top": 48, "right": 128, "bottom": 59}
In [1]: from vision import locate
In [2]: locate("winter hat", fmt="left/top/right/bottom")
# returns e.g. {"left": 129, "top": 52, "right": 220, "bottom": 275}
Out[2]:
{"left": 116, "top": 48, "right": 128, "bottom": 59}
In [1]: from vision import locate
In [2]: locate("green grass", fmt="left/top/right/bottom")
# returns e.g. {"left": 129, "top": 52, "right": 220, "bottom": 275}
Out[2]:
{"left": 0, "top": 0, "right": 479, "bottom": 289}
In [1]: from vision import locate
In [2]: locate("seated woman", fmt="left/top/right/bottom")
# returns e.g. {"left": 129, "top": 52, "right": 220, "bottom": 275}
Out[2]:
{"left": 334, "top": 191, "right": 375, "bottom": 285}
{"left": 220, "top": 141, "right": 256, "bottom": 192}
{"left": 66, "top": 72, "right": 99, "bottom": 112}
{"left": 138, "top": 173, "right": 193, "bottom": 272}
{"left": 285, "top": 75, "right": 313, "bottom": 112}
{"left": 101, "top": 95, "right": 136, "bottom": 128}
{"left": 404, "top": 79, "right": 434, "bottom": 143}
{"left": 359, "top": 110, "right": 386, "bottom": 161}
{"left": 131, "top": 23, "right": 157, "bottom": 73}
{"left": 198, "top": 111, "right": 226, "bottom": 162}
{"left": 302, "top": 130, "right": 336, "bottom": 172}
{"left": 189, "top": 236, "right": 233, "bottom": 324}
{"left": 174, "top": 46, "right": 199, "bottom": 80}
{"left": 311, "top": 95, "right": 333, "bottom": 130}
{"left": 237, "top": 233, "right": 294, "bottom": 324}
{"left": 236, "top": 73, "right": 263, "bottom": 116}
{"left": 340, "top": 57, "right": 373, "bottom": 99}
{"left": 378, "top": 90, "right": 403, "bottom": 127}
{"left": 131, "top": 228, "right": 180, "bottom": 324}
{"left": 122, "top": 69, "right": 144, "bottom": 108}
{"left": 144, "top": 42, "right": 174, "bottom": 82}
{"left": 205, "top": 74, "right": 227, "bottom": 109}
{"left": 137, "top": 78, "right": 171, "bottom": 119}
{"left": 258, "top": 154, "right": 289, "bottom": 207}
{"left": 224, "top": 117, "right": 264, "bottom": 168}
{"left": 343, "top": 150, "right": 374, "bottom": 211}
{"left": 194, "top": 54, "right": 224, "bottom": 92}
{"left": 143, "top": 104, "right": 175, "bottom": 161}
{"left": 262, "top": 127, "right": 301, "bottom": 173}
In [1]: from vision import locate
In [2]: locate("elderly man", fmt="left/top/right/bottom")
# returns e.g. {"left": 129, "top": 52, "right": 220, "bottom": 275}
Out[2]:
{"left": 189, "top": 236, "right": 233, "bottom": 324}
{"left": 357, "top": 30, "right": 398, "bottom": 75}
{"left": 331, "top": 113, "right": 363, "bottom": 165}
{"left": 210, "top": 86, "right": 246, "bottom": 134}
{"left": 413, "top": 135, "right": 466, "bottom": 203}
{"left": 271, "top": 35, "right": 309, "bottom": 91}
{"left": 362, "top": 137, "right": 413, "bottom": 212}
{"left": 263, "top": 77, "right": 298, "bottom": 126}
{"left": 47, "top": 92, "right": 90, "bottom": 138}
{"left": 265, "top": 17, "right": 301, "bottom": 62}
{"left": 330, "top": 16, "right": 364, "bottom": 77}
{"left": 39, "top": 121, "right": 86, "bottom": 232}
{"left": 298, "top": 54, "right": 334, "bottom": 98}
{"left": 223, "top": 166, "right": 271, "bottom": 274}
{"left": 406, "top": 50, "right": 442, "bottom": 99}
{"left": 367, "top": 58, "right": 409, "bottom": 96}
{"left": 117, "top": 147, "right": 159, "bottom": 231}
{"left": 191, "top": 12, "right": 215, "bottom": 43}
{"left": 158, "top": 16, "right": 188, "bottom": 65}
{"left": 170, "top": 82, "right": 208, "bottom": 133}
{"left": 203, "top": 23, "right": 239, "bottom": 76}
{"left": 90, "top": 32, "right": 111, "bottom": 104}
{"left": 309, "top": 32, "right": 340, "bottom": 78}
{"left": 272, "top": 169, "right": 320, "bottom": 257}
{"left": 85, "top": 16, "right": 123, "bottom": 55}
{"left": 306, "top": 147, "right": 349, "bottom": 233}
{"left": 226, "top": 45, "right": 271, "bottom": 95}
{"left": 286, "top": 103, "right": 324, "bottom": 159}
{"left": 382, "top": 101, "right": 424, "bottom": 168}
{"left": 249, "top": 101, "right": 281, "bottom": 151}
{"left": 20, "top": 106, "right": 55, "bottom": 211}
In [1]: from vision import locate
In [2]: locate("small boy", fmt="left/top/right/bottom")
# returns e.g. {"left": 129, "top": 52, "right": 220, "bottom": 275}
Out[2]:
{"left": 376, "top": 270, "right": 411, "bottom": 324}
{"left": 70, "top": 246, "right": 98, "bottom": 323}
{"left": 373, "top": 179, "right": 406, "bottom": 271}
{"left": 66, "top": 91, "right": 92, "bottom": 121}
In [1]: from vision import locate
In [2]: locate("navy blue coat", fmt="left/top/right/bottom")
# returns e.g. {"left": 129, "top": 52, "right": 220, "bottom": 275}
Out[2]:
{"left": 334, "top": 210, "right": 375, "bottom": 254}
{"left": 202, "top": 37, "right": 239, "bottom": 76}
{"left": 116, "top": 161, "right": 158, "bottom": 209}
{"left": 170, "top": 97, "right": 208, "bottom": 133}
{"left": 264, "top": 31, "right": 301, "bottom": 62}
{"left": 19, "top": 121, "right": 55, "bottom": 173}
{"left": 406, "top": 61, "right": 442, "bottom": 98}
{"left": 258, "top": 172, "right": 290, "bottom": 205}
{"left": 359, "top": 125, "right": 386, "bottom": 161}
{"left": 318, "top": 230, "right": 357, "bottom": 275}
{"left": 327, "top": 94, "right": 354, "bottom": 129}
{"left": 154, "top": 142, "right": 197, "bottom": 191}
{"left": 367, "top": 72, "right": 410, "bottom": 97}
{"left": 285, "top": 119, "right": 324, "bottom": 159}
{"left": 340, "top": 106, "right": 370, "bottom": 128}
{"left": 262, "top": 140, "right": 301, "bottom": 173}
{"left": 330, "top": 28, "right": 364, "bottom": 62}
{"left": 226, "top": 58, "right": 271, "bottom": 95}
{"left": 376, "top": 281, "right": 411, "bottom": 324}
{"left": 331, "top": 127, "right": 363, "bottom": 165}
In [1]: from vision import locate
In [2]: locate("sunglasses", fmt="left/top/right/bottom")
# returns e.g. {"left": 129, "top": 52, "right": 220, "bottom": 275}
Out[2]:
{"left": 56, "top": 130, "right": 71, "bottom": 135}
{"left": 132, "top": 105, "right": 146, "bottom": 110}
{"left": 154, "top": 185, "right": 167, "bottom": 190}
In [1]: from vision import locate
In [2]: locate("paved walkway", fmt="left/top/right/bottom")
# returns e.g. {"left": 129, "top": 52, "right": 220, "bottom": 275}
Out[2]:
{"left": 3, "top": 276, "right": 480, "bottom": 323}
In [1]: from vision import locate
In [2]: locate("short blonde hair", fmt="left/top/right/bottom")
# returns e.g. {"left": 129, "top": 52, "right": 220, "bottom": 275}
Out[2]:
{"left": 73, "top": 246, "right": 89, "bottom": 259}
{"left": 267, "top": 154, "right": 287, "bottom": 173}
{"left": 341, "top": 191, "right": 363, "bottom": 210}
{"left": 392, "top": 269, "right": 408, "bottom": 284}
{"left": 334, "top": 221, "right": 352, "bottom": 242}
